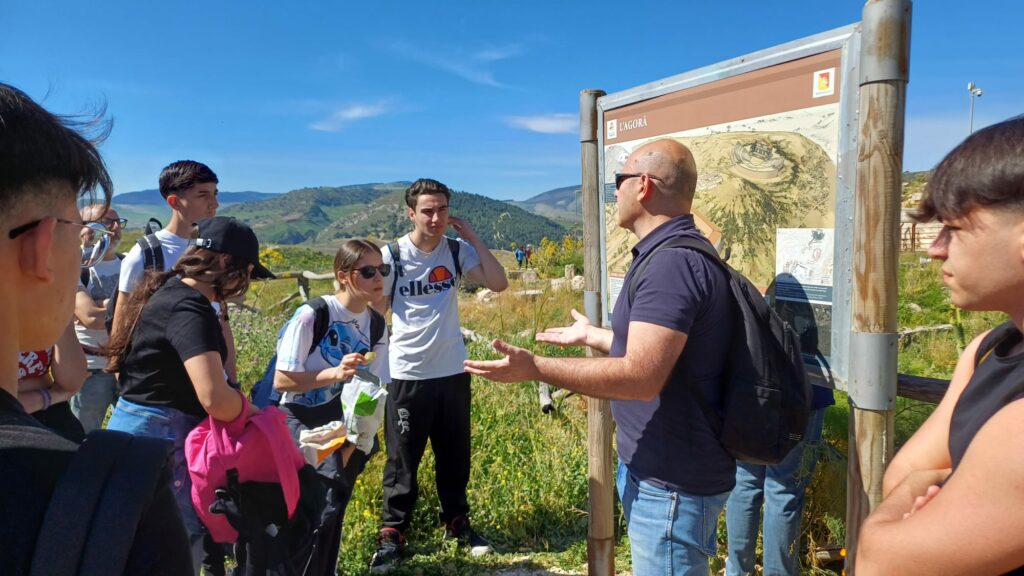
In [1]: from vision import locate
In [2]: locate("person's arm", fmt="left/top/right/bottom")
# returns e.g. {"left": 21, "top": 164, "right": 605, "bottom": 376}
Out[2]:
{"left": 274, "top": 353, "right": 366, "bottom": 393}
{"left": 17, "top": 323, "right": 88, "bottom": 411}
{"left": 882, "top": 333, "right": 985, "bottom": 497}
{"left": 451, "top": 217, "right": 508, "bottom": 292}
{"left": 111, "top": 248, "right": 142, "bottom": 343}
{"left": 465, "top": 319, "right": 686, "bottom": 400}
{"left": 535, "top": 308, "right": 613, "bottom": 355}
{"left": 50, "top": 321, "right": 88, "bottom": 397}
{"left": 857, "top": 398, "right": 1024, "bottom": 575}
{"left": 183, "top": 351, "right": 249, "bottom": 422}
{"left": 221, "top": 316, "right": 238, "bottom": 383}
{"left": 74, "top": 288, "right": 107, "bottom": 331}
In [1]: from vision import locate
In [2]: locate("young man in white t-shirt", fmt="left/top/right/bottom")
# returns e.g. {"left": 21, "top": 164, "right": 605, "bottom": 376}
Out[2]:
{"left": 71, "top": 204, "right": 125, "bottom": 432}
{"left": 369, "top": 178, "right": 508, "bottom": 572}
{"left": 110, "top": 160, "right": 236, "bottom": 379}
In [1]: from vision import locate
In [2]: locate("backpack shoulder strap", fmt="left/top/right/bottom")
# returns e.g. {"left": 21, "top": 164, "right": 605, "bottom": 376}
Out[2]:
{"left": 307, "top": 296, "right": 332, "bottom": 356}
{"left": 31, "top": 430, "right": 172, "bottom": 576}
{"left": 447, "top": 237, "right": 462, "bottom": 278}
{"left": 387, "top": 241, "right": 402, "bottom": 308}
{"left": 80, "top": 267, "right": 91, "bottom": 289}
{"left": 136, "top": 233, "right": 165, "bottom": 271}
{"left": 369, "top": 307, "right": 386, "bottom": 349}
{"left": 626, "top": 236, "right": 722, "bottom": 305}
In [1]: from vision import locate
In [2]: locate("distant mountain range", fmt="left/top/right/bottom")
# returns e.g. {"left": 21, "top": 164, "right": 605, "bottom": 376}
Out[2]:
{"left": 112, "top": 183, "right": 580, "bottom": 249}
{"left": 507, "top": 185, "right": 581, "bottom": 223}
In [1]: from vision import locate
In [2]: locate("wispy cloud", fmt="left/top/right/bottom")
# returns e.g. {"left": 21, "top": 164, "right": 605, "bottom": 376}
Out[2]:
{"left": 310, "top": 102, "right": 389, "bottom": 132}
{"left": 389, "top": 41, "right": 523, "bottom": 88}
{"left": 504, "top": 113, "right": 577, "bottom": 134}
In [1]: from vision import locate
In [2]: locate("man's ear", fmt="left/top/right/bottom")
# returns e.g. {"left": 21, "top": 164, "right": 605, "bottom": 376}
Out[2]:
{"left": 167, "top": 194, "right": 179, "bottom": 210}
{"left": 407, "top": 207, "right": 416, "bottom": 221}
{"left": 18, "top": 217, "right": 58, "bottom": 281}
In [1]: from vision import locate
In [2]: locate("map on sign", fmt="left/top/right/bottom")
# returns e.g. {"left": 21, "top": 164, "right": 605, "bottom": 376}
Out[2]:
{"left": 604, "top": 103, "right": 839, "bottom": 292}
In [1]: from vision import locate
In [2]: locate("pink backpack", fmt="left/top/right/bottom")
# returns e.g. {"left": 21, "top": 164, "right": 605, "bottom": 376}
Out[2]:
{"left": 185, "top": 395, "right": 305, "bottom": 543}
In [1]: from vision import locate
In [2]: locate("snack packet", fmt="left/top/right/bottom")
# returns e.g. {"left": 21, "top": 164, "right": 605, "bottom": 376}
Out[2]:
{"left": 297, "top": 421, "right": 348, "bottom": 465}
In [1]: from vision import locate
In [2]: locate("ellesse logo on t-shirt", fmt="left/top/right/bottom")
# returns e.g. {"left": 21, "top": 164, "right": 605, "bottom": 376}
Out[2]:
{"left": 399, "top": 266, "right": 456, "bottom": 297}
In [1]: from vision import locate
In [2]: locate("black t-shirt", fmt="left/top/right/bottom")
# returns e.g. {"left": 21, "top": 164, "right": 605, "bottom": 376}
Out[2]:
{"left": 119, "top": 276, "right": 226, "bottom": 418}
{"left": 0, "top": 388, "right": 193, "bottom": 575}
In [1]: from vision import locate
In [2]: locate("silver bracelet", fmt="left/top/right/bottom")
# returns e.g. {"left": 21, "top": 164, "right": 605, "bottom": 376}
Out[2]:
{"left": 38, "top": 388, "right": 52, "bottom": 411}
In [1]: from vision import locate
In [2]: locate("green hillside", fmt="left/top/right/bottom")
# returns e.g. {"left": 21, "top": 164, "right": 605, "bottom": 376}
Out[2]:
{"left": 222, "top": 183, "right": 566, "bottom": 248}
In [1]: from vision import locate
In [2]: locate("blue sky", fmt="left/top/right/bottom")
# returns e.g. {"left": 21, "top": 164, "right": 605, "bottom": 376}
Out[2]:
{"left": 3, "top": 0, "right": 1020, "bottom": 200}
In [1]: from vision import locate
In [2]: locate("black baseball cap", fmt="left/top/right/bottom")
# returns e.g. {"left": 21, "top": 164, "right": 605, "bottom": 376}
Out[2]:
{"left": 194, "top": 216, "right": 276, "bottom": 279}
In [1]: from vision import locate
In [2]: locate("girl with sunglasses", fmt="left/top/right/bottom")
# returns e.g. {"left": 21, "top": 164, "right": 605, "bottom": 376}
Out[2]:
{"left": 272, "top": 238, "right": 390, "bottom": 575}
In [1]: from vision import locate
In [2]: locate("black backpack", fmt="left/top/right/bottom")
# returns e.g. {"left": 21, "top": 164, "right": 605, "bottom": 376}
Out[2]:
{"left": 250, "top": 297, "right": 386, "bottom": 408}
{"left": 387, "top": 237, "right": 462, "bottom": 308}
{"left": 29, "top": 430, "right": 182, "bottom": 576}
{"left": 627, "top": 236, "right": 811, "bottom": 465}
{"left": 102, "top": 232, "right": 166, "bottom": 334}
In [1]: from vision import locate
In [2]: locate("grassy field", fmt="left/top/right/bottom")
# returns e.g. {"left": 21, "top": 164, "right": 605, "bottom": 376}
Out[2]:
{"left": 229, "top": 247, "right": 1006, "bottom": 575}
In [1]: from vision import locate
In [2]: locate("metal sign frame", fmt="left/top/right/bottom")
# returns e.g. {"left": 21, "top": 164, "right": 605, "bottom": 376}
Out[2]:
{"left": 597, "top": 23, "right": 861, "bottom": 389}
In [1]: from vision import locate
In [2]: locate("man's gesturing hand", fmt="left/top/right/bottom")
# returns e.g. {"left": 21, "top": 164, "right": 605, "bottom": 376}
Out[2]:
{"left": 535, "top": 308, "right": 592, "bottom": 347}
{"left": 464, "top": 339, "right": 538, "bottom": 383}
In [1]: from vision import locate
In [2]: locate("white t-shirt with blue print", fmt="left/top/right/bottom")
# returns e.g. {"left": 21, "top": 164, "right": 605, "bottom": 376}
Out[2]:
{"left": 274, "top": 295, "right": 389, "bottom": 405}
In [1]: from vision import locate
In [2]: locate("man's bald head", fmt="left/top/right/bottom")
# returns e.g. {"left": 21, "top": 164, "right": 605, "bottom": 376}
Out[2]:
{"left": 80, "top": 203, "right": 110, "bottom": 222}
{"left": 628, "top": 139, "right": 698, "bottom": 202}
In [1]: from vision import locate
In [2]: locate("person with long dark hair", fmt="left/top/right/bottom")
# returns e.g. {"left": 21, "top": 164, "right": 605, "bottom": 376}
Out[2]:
{"left": 106, "top": 216, "right": 274, "bottom": 572}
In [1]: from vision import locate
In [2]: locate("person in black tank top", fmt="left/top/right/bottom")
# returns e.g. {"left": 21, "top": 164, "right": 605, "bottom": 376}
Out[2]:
{"left": 857, "top": 117, "right": 1024, "bottom": 575}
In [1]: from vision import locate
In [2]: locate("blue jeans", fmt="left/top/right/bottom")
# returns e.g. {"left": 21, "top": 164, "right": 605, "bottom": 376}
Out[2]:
{"left": 70, "top": 370, "right": 118, "bottom": 433}
{"left": 724, "top": 408, "right": 827, "bottom": 576}
{"left": 617, "top": 461, "right": 729, "bottom": 576}
{"left": 107, "top": 398, "right": 205, "bottom": 573}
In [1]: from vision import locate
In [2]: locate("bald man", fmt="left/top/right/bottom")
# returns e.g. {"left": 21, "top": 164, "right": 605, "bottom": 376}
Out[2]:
{"left": 71, "top": 204, "right": 124, "bottom": 432}
{"left": 466, "top": 138, "right": 737, "bottom": 575}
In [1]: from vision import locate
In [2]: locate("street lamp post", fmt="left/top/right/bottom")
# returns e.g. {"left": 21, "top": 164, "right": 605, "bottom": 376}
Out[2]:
{"left": 968, "top": 81, "right": 983, "bottom": 134}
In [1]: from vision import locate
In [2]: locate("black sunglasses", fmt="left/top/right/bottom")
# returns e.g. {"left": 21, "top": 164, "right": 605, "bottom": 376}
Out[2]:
{"left": 614, "top": 172, "right": 664, "bottom": 190}
{"left": 354, "top": 264, "right": 391, "bottom": 279}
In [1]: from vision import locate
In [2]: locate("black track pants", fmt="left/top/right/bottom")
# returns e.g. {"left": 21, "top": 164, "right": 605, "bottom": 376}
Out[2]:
{"left": 381, "top": 373, "right": 472, "bottom": 531}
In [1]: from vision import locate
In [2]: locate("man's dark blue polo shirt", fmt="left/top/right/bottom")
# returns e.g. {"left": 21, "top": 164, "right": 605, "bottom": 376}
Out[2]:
{"left": 610, "top": 214, "right": 736, "bottom": 495}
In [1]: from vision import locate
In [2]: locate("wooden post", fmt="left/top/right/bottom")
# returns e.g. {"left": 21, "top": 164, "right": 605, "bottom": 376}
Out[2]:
{"left": 846, "top": 1, "right": 911, "bottom": 573}
{"left": 580, "top": 88, "right": 614, "bottom": 576}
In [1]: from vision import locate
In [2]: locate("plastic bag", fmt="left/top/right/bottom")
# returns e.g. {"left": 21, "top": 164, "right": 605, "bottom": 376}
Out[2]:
{"left": 339, "top": 368, "right": 387, "bottom": 454}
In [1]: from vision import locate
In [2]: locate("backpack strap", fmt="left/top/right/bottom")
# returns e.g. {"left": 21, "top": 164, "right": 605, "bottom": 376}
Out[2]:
{"left": 307, "top": 296, "right": 332, "bottom": 356}
{"left": 30, "top": 430, "right": 172, "bottom": 576}
{"left": 136, "top": 233, "right": 165, "bottom": 271}
{"left": 387, "top": 241, "right": 402, "bottom": 309}
{"left": 626, "top": 236, "right": 720, "bottom": 306}
{"left": 80, "top": 267, "right": 91, "bottom": 289}
{"left": 447, "top": 237, "right": 462, "bottom": 278}
{"left": 369, "top": 307, "right": 386, "bottom": 349}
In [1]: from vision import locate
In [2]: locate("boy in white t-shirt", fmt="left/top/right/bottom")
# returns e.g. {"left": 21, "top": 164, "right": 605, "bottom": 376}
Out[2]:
{"left": 109, "top": 160, "right": 238, "bottom": 379}
{"left": 369, "top": 178, "right": 508, "bottom": 572}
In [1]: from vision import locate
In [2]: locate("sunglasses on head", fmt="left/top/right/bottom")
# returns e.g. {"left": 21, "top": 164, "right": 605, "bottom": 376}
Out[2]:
{"left": 354, "top": 264, "right": 391, "bottom": 279}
